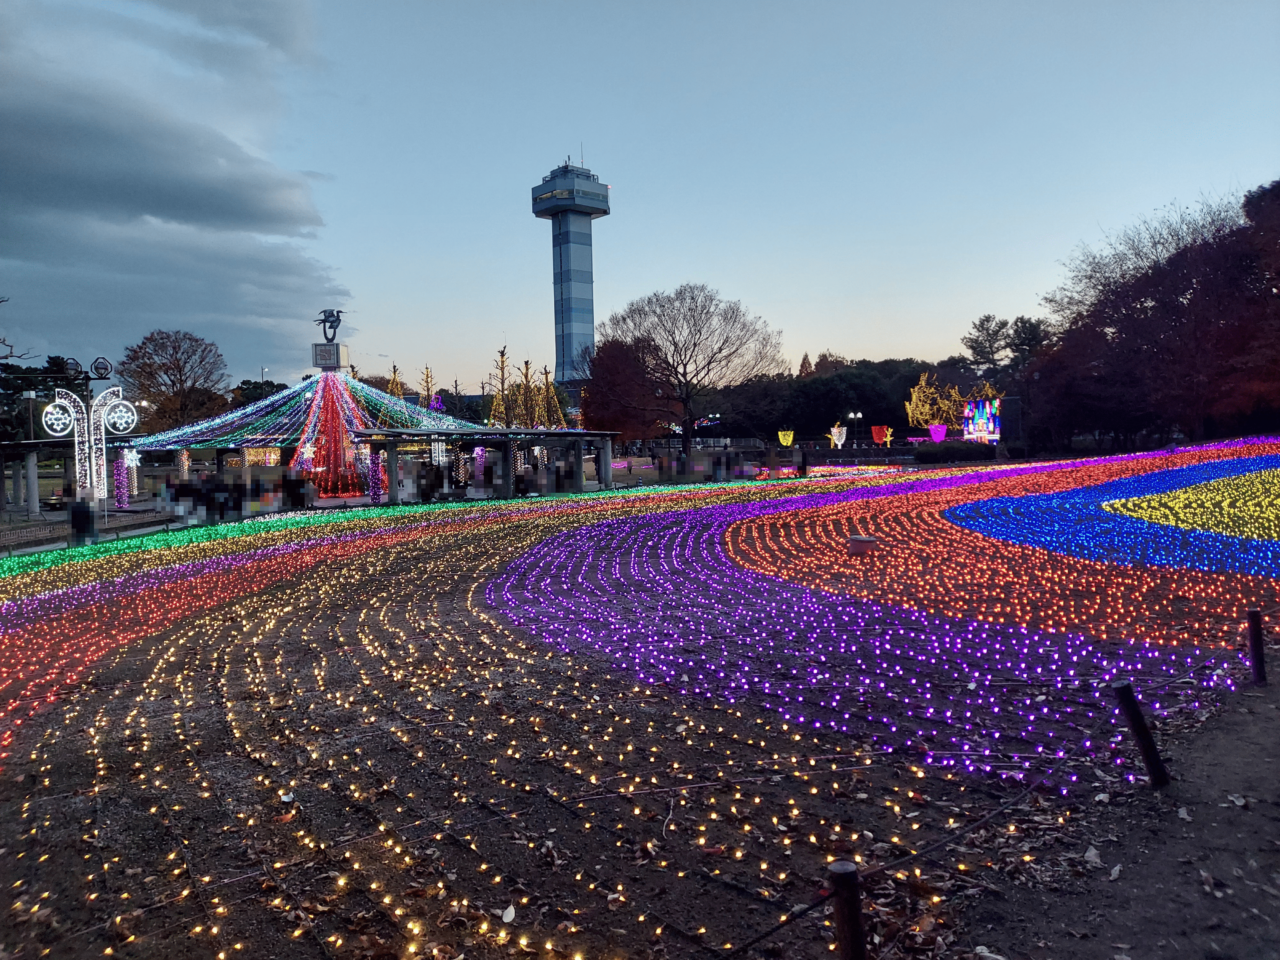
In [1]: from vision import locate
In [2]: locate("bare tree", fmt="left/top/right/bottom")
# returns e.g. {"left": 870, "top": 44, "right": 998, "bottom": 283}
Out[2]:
{"left": 594, "top": 284, "right": 786, "bottom": 456}
{"left": 0, "top": 298, "right": 34, "bottom": 360}
{"left": 1042, "top": 198, "right": 1244, "bottom": 328}
{"left": 117, "top": 330, "right": 229, "bottom": 431}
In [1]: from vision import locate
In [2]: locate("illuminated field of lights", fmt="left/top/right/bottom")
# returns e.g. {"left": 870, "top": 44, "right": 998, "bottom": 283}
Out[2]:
{"left": 1, "top": 440, "right": 1276, "bottom": 959}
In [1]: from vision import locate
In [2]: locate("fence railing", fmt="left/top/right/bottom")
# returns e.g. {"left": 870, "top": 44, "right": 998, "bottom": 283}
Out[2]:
{"left": 0, "top": 509, "right": 164, "bottom": 548}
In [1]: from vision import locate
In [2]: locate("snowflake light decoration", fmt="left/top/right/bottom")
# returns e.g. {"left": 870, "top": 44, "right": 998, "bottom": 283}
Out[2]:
{"left": 103, "top": 400, "right": 139, "bottom": 434}
{"left": 42, "top": 402, "right": 74, "bottom": 436}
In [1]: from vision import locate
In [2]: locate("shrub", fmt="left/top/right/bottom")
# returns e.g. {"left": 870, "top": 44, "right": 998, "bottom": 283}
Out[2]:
{"left": 914, "top": 441, "right": 997, "bottom": 464}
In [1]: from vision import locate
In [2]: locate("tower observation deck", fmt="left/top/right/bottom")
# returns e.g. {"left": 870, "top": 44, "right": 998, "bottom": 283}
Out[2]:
{"left": 532, "top": 161, "right": 609, "bottom": 382}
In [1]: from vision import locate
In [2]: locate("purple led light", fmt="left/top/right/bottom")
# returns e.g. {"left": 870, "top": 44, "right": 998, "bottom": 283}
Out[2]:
{"left": 489, "top": 486, "right": 1234, "bottom": 784}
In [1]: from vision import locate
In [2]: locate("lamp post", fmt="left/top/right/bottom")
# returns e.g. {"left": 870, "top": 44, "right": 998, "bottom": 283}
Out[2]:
{"left": 21, "top": 391, "right": 37, "bottom": 518}
{"left": 22, "top": 390, "right": 35, "bottom": 438}
{"left": 847, "top": 411, "right": 863, "bottom": 451}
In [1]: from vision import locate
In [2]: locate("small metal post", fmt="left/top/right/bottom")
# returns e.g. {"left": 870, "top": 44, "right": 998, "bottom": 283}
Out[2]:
{"left": 827, "top": 861, "right": 866, "bottom": 960}
{"left": 1247, "top": 609, "right": 1267, "bottom": 685}
{"left": 1111, "top": 680, "right": 1170, "bottom": 789}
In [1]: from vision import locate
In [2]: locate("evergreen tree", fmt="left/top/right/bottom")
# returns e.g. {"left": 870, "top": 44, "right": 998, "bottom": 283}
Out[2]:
{"left": 520, "top": 361, "right": 540, "bottom": 427}
{"left": 488, "top": 385, "right": 506, "bottom": 428}
{"left": 507, "top": 384, "right": 528, "bottom": 428}
{"left": 531, "top": 383, "right": 549, "bottom": 428}
{"left": 542, "top": 366, "right": 566, "bottom": 429}
{"left": 489, "top": 347, "right": 512, "bottom": 427}
{"left": 387, "top": 364, "right": 405, "bottom": 399}
{"left": 797, "top": 352, "right": 814, "bottom": 378}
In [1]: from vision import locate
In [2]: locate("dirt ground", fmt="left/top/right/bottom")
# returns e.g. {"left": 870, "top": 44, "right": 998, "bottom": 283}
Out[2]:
{"left": 0, "top": 516, "right": 1013, "bottom": 960}
{"left": 969, "top": 666, "right": 1280, "bottom": 960}
{"left": 0, "top": 506, "right": 1272, "bottom": 960}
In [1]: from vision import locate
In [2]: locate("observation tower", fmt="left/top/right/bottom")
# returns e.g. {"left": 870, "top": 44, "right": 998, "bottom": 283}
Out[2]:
{"left": 532, "top": 160, "right": 609, "bottom": 382}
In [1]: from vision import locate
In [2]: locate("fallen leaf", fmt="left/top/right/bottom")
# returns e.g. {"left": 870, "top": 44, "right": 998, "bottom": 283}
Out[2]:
{"left": 273, "top": 812, "right": 295, "bottom": 824}
{"left": 1094, "top": 793, "right": 1110, "bottom": 804}
{"left": 1085, "top": 846, "right": 1103, "bottom": 868}
{"left": 1177, "top": 807, "right": 1192, "bottom": 822}
{"left": 502, "top": 905, "right": 515, "bottom": 924}
{"left": 1109, "top": 865, "right": 1122, "bottom": 881}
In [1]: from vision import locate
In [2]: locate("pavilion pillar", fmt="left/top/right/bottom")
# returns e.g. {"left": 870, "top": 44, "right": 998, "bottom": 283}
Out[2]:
{"left": 240, "top": 448, "right": 251, "bottom": 490}
{"left": 387, "top": 442, "right": 400, "bottom": 504}
{"left": 11, "top": 460, "right": 22, "bottom": 512}
{"left": 26, "top": 452, "right": 39, "bottom": 518}
{"left": 573, "top": 440, "right": 585, "bottom": 494}
{"left": 502, "top": 440, "right": 515, "bottom": 500}
{"left": 598, "top": 438, "right": 613, "bottom": 490}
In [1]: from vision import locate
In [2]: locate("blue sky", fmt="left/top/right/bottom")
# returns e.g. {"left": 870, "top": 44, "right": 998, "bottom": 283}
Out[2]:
{"left": 2, "top": 0, "right": 1277, "bottom": 389}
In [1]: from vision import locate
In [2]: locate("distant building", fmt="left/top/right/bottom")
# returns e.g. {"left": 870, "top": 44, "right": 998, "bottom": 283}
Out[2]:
{"left": 532, "top": 161, "right": 610, "bottom": 382}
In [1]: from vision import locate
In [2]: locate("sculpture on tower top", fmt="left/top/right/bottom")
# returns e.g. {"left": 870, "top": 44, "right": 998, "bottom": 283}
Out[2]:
{"left": 316, "top": 309, "right": 344, "bottom": 343}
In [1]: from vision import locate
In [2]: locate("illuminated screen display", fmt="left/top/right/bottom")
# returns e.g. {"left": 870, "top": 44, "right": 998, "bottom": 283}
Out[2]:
{"left": 963, "top": 399, "right": 1001, "bottom": 444}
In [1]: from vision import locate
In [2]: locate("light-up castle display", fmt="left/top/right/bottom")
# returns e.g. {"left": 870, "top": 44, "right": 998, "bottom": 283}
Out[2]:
{"left": 963, "top": 398, "right": 1001, "bottom": 445}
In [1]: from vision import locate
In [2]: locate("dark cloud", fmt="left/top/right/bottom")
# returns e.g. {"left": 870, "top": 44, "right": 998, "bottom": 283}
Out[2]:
{"left": 0, "top": 0, "right": 344, "bottom": 381}
{"left": 0, "top": 67, "right": 321, "bottom": 234}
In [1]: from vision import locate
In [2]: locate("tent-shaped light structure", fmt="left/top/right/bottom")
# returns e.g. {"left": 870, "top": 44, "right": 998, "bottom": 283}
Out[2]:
{"left": 133, "top": 371, "right": 480, "bottom": 497}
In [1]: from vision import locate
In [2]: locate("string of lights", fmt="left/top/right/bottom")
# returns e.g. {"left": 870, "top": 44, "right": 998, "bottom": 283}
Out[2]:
{"left": 945, "top": 452, "right": 1280, "bottom": 575}
{"left": 1105, "top": 465, "right": 1280, "bottom": 540}
{"left": 4, "top": 440, "right": 1278, "bottom": 958}
{"left": 726, "top": 442, "right": 1280, "bottom": 648}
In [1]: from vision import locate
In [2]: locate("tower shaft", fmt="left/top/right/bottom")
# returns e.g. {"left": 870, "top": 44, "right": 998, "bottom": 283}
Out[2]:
{"left": 551, "top": 210, "right": 596, "bottom": 382}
